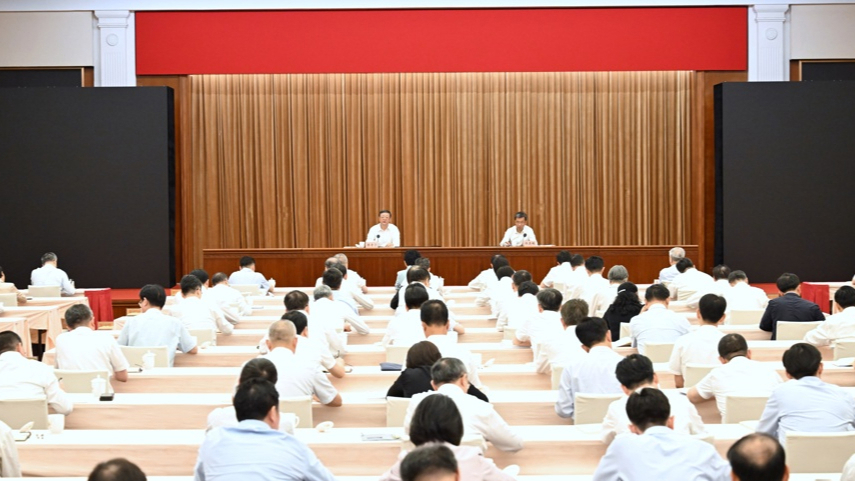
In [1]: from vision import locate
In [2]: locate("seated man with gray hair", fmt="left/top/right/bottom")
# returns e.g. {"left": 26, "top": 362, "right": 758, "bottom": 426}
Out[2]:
{"left": 403, "top": 358, "right": 524, "bottom": 453}
{"left": 658, "top": 246, "right": 685, "bottom": 283}
{"left": 589, "top": 265, "right": 628, "bottom": 316}
{"left": 310, "top": 284, "right": 369, "bottom": 356}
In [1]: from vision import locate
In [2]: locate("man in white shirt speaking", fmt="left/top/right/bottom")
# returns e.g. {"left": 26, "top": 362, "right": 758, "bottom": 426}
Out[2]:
{"left": 366, "top": 209, "right": 400, "bottom": 247}
{"left": 56, "top": 304, "right": 129, "bottom": 382}
{"left": 30, "top": 252, "right": 75, "bottom": 296}
{"left": 500, "top": 211, "right": 537, "bottom": 247}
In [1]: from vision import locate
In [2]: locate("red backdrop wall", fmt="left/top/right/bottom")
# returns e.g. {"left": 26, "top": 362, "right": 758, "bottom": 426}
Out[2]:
{"left": 136, "top": 7, "right": 747, "bottom": 74}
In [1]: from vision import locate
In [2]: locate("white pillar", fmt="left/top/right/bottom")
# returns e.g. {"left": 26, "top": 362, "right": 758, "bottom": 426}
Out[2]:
{"left": 748, "top": 4, "right": 790, "bottom": 81}
{"left": 93, "top": 10, "right": 136, "bottom": 87}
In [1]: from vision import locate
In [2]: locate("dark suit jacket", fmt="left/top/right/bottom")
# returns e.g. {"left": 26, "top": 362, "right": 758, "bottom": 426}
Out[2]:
{"left": 386, "top": 365, "right": 489, "bottom": 402}
{"left": 759, "top": 292, "right": 825, "bottom": 340}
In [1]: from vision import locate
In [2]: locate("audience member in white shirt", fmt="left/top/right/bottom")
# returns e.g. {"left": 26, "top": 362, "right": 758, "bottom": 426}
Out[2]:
{"left": 29, "top": 252, "right": 75, "bottom": 296}
{"left": 601, "top": 354, "right": 705, "bottom": 445}
{"left": 404, "top": 358, "right": 524, "bottom": 452}
{"left": 668, "top": 258, "right": 715, "bottom": 302}
{"left": 117, "top": 284, "right": 198, "bottom": 367}
{"left": 756, "top": 342, "right": 855, "bottom": 444}
{"left": 204, "top": 272, "right": 252, "bottom": 325}
{"left": 539, "top": 298, "right": 588, "bottom": 372}
{"left": 805, "top": 285, "right": 855, "bottom": 346}
{"left": 728, "top": 433, "right": 790, "bottom": 481}
{"left": 321, "top": 268, "right": 360, "bottom": 314}
{"left": 514, "top": 289, "right": 564, "bottom": 371}
{"left": 724, "top": 270, "right": 770, "bottom": 312}
{"left": 333, "top": 261, "right": 374, "bottom": 311}
{"left": 312, "top": 285, "right": 369, "bottom": 349}
{"left": 55, "top": 304, "right": 129, "bottom": 382}
{"left": 657, "top": 246, "right": 685, "bottom": 284}
{"left": 332, "top": 253, "right": 368, "bottom": 293}
{"left": 263, "top": 320, "right": 342, "bottom": 407}
{"left": 555, "top": 317, "right": 624, "bottom": 420}
{"left": 578, "top": 256, "right": 610, "bottom": 308}
{"left": 497, "top": 270, "right": 533, "bottom": 330}
{"left": 467, "top": 255, "right": 505, "bottom": 291}
{"left": 366, "top": 209, "right": 401, "bottom": 247}
{"left": 561, "top": 254, "right": 589, "bottom": 301}
{"left": 381, "top": 395, "right": 515, "bottom": 481}
{"left": 499, "top": 211, "right": 537, "bottom": 247}
{"left": 0, "top": 331, "right": 73, "bottom": 414}
{"left": 479, "top": 266, "right": 515, "bottom": 319}
{"left": 167, "top": 275, "right": 233, "bottom": 336}
{"left": 540, "top": 250, "right": 574, "bottom": 288}
{"left": 688, "top": 333, "right": 783, "bottom": 419}
{"left": 395, "top": 250, "right": 423, "bottom": 290}
{"left": 383, "top": 284, "right": 429, "bottom": 347}
{"left": 283, "top": 310, "right": 346, "bottom": 379}
{"left": 593, "top": 388, "right": 729, "bottom": 481}
{"left": 257, "top": 290, "right": 330, "bottom": 356}
{"left": 421, "top": 299, "right": 482, "bottom": 389}
{"left": 676, "top": 264, "right": 732, "bottom": 311}
{"left": 502, "top": 281, "right": 539, "bottom": 333}
{"left": 629, "top": 284, "right": 692, "bottom": 356}
{"left": 589, "top": 265, "right": 628, "bottom": 316}
{"left": 228, "top": 255, "right": 275, "bottom": 294}
{"left": 0, "top": 419, "right": 21, "bottom": 477}
{"left": 668, "top": 293, "right": 727, "bottom": 388}
{"left": 207, "top": 357, "right": 282, "bottom": 432}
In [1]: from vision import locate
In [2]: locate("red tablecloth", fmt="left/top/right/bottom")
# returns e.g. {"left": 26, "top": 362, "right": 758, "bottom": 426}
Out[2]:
{"left": 84, "top": 288, "right": 113, "bottom": 328}
{"left": 800, "top": 282, "right": 830, "bottom": 313}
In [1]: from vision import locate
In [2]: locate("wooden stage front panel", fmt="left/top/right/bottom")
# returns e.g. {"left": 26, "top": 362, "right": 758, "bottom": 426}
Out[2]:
{"left": 203, "top": 245, "right": 697, "bottom": 288}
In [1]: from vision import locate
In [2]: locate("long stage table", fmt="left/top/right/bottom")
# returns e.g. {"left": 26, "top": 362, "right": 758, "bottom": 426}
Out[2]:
{"left": 203, "top": 245, "right": 699, "bottom": 288}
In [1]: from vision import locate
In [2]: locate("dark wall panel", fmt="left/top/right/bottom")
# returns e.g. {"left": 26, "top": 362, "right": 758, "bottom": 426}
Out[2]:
{"left": 715, "top": 81, "right": 855, "bottom": 283}
{"left": 0, "top": 87, "right": 174, "bottom": 288}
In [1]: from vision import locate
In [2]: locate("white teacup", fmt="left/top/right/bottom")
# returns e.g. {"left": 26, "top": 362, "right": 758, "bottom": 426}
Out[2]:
{"left": 357, "top": 241, "right": 365, "bottom": 248}
{"left": 48, "top": 414, "right": 64, "bottom": 434}
{"left": 281, "top": 413, "right": 300, "bottom": 434}
{"left": 142, "top": 352, "right": 156, "bottom": 370}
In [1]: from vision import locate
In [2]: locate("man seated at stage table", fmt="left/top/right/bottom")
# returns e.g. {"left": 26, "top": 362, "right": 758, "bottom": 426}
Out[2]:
{"left": 668, "top": 293, "right": 727, "bottom": 388}
{"left": 756, "top": 343, "right": 855, "bottom": 444}
{"left": 404, "top": 357, "right": 524, "bottom": 453}
{"left": 688, "top": 333, "right": 782, "bottom": 419}
{"left": 540, "top": 250, "right": 574, "bottom": 289}
{"left": 89, "top": 458, "right": 147, "bottom": 481}
{"left": 263, "top": 320, "right": 342, "bottom": 407}
{"left": 384, "top": 284, "right": 430, "bottom": 347}
{"left": 805, "top": 285, "right": 855, "bottom": 346}
{"left": 56, "top": 304, "right": 129, "bottom": 382}
{"left": 555, "top": 317, "right": 623, "bottom": 420}
{"left": 593, "top": 388, "right": 729, "bottom": 481}
{"left": 759, "top": 273, "right": 826, "bottom": 340}
{"left": 500, "top": 211, "right": 537, "bottom": 247}
{"left": 167, "top": 275, "right": 233, "bottom": 336}
{"left": 728, "top": 433, "right": 789, "bottom": 481}
{"left": 333, "top": 261, "right": 374, "bottom": 311}
{"left": 30, "top": 251, "right": 75, "bottom": 296}
{"left": 195, "top": 377, "right": 337, "bottom": 481}
{"left": 657, "top": 246, "right": 685, "bottom": 284}
{"left": 395, "top": 249, "right": 422, "bottom": 291}
{"left": 207, "top": 357, "right": 279, "bottom": 432}
{"left": 725, "top": 270, "right": 770, "bottom": 312}
{"left": 629, "top": 284, "right": 691, "bottom": 356}
{"left": 0, "top": 265, "right": 26, "bottom": 304}
{"left": 118, "top": 284, "right": 198, "bottom": 367}
{"left": 0, "top": 331, "right": 73, "bottom": 415}
{"left": 468, "top": 254, "right": 507, "bottom": 291}
{"left": 421, "top": 300, "right": 481, "bottom": 388}
{"left": 228, "top": 255, "right": 275, "bottom": 295}
{"left": 204, "top": 272, "right": 251, "bottom": 325}
{"left": 601, "top": 354, "right": 705, "bottom": 445}
{"left": 366, "top": 209, "right": 401, "bottom": 248}
{"left": 284, "top": 310, "right": 346, "bottom": 379}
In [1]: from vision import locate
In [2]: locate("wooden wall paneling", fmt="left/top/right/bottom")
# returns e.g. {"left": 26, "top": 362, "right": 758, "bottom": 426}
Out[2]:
{"left": 204, "top": 245, "right": 698, "bottom": 288}
{"left": 136, "top": 75, "right": 190, "bottom": 277}
{"left": 83, "top": 67, "right": 93, "bottom": 87}
{"left": 790, "top": 60, "right": 802, "bottom": 81}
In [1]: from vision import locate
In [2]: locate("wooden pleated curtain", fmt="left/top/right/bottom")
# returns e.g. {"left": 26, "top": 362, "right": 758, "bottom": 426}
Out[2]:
{"left": 184, "top": 71, "right": 693, "bottom": 270}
